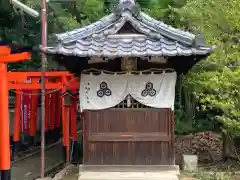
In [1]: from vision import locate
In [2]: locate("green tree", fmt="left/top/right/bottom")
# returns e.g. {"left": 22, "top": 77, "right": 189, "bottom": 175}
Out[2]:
{"left": 177, "top": 0, "right": 240, "bottom": 136}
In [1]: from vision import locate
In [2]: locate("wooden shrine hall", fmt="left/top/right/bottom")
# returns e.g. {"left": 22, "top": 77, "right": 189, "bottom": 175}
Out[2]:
{"left": 45, "top": 0, "right": 214, "bottom": 178}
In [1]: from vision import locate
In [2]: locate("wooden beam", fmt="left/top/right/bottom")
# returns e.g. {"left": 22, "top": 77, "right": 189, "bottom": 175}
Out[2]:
{"left": 7, "top": 71, "right": 80, "bottom": 90}
{"left": 7, "top": 71, "right": 73, "bottom": 80}
{"left": 8, "top": 83, "right": 62, "bottom": 90}
{"left": 8, "top": 82, "right": 79, "bottom": 89}
{"left": 0, "top": 52, "right": 31, "bottom": 63}
{"left": 7, "top": 71, "right": 79, "bottom": 90}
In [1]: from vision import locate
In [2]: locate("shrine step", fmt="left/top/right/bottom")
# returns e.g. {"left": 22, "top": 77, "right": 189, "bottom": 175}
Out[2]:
{"left": 79, "top": 165, "right": 179, "bottom": 173}
{"left": 79, "top": 172, "right": 179, "bottom": 180}
{"left": 78, "top": 165, "right": 179, "bottom": 180}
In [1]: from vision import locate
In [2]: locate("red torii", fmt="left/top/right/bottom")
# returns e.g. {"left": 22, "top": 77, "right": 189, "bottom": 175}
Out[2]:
{"left": 0, "top": 43, "right": 79, "bottom": 179}
{"left": 8, "top": 71, "right": 79, "bottom": 165}
{"left": 0, "top": 43, "right": 31, "bottom": 180}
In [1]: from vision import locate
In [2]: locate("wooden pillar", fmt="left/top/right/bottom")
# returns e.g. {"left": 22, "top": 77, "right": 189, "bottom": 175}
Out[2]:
{"left": 61, "top": 85, "right": 74, "bottom": 163}
{"left": 61, "top": 77, "right": 67, "bottom": 162}
{"left": 171, "top": 110, "right": 175, "bottom": 165}
{"left": 29, "top": 90, "right": 38, "bottom": 144}
{"left": 12, "top": 91, "right": 21, "bottom": 160}
{"left": 70, "top": 98, "right": 77, "bottom": 141}
{"left": 55, "top": 91, "right": 61, "bottom": 141}
{"left": 70, "top": 93, "right": 77, "bottom": 162}
{"left": 49, "top": 92, "right": 56, "bottom": 131}
{"left": 45, "top": 94, "right": 50, "bottom": 132}
{"left": 65, "top": 106, "right": 70, "bottom": 163}
{"left": 0, "top": 63, "right": 11, "bottom": 180}
{"left": 56, "top": 91, "right": 61, "bottom": 128}
{"left": 82, "top": 111, "right": 86, "bottom": 164}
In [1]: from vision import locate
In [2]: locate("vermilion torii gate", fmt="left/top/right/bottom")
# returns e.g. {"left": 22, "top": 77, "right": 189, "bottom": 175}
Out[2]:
{"left": 0, "top": 42, "right": 32, "bottom": 180}
{"left": 8, "top": 71, "right": 79, "bottom": 165}
{"left": 0, "top": 42, "right": 80, "bottom": 180}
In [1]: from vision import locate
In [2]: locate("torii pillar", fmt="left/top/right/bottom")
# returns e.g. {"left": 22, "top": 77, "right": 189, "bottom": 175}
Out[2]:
{"left": 0, "top": 44, "right": 31, "bottom": 180}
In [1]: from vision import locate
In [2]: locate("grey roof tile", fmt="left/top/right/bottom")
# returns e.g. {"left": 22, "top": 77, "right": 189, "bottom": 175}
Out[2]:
{"left": 47, "top": 36, "right": 213, "bottom": 57}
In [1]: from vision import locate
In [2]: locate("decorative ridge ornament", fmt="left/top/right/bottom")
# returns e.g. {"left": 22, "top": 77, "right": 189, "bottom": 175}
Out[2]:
{"left": 118, "top": 0, "right": 135, "bottom": 3}
{"left": 114, "top": 0, "right": 140, "bottom": 18}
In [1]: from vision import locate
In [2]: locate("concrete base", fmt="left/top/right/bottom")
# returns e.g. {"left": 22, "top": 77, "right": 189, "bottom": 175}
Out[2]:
{"left": 78, "top": 165, "right": 179, "bottom": 180}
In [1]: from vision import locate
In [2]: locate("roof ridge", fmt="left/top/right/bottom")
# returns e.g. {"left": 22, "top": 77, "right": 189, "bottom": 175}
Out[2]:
{"left": 118, "top": 0, "right": 135, "bottom": 4}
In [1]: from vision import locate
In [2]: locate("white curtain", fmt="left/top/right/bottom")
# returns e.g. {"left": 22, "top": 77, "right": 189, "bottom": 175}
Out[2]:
{"left": 79, "top": 71, "right": 177, "bottom": 111}
{"left": 129, "top": 72, "right": 176, "bottom": 109}
{"left": 79, "top": 72, "right": 129, "bottom": 111}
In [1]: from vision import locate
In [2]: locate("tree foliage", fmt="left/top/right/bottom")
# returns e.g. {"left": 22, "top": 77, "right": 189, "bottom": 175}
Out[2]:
{"left": 176, "top": 0, "right": 240, "bottom": 136}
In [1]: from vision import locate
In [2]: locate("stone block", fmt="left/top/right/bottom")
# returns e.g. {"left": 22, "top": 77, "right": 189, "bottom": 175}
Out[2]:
{"left": 181, "top": 154, "right": 198, "bottom": 171}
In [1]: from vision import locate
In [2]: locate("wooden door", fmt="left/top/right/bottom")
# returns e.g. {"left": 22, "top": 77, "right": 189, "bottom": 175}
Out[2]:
{"left": 83, "top": 108, "right": 174, "bottom": 165}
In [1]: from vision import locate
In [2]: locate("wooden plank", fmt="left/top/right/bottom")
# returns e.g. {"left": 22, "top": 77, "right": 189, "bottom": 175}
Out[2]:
{"left": 88, "top": 132, "right": 169, "bottom": 142}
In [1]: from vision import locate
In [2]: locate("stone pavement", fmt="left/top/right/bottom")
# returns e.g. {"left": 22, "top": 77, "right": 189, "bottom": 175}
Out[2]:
{"left": 11, "top": 142, "right": 63, "bottom": 180}
{"left": 51, "top": 164, "right": 78, "bottom": 180}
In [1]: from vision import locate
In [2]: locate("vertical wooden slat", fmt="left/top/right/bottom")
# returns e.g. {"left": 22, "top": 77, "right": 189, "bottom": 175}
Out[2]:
{"left": 83, "top": 111, "right": 88, "bottom": 164}
{"left": 170, "top": 110, "right": 175, "bottom": 165}
{"left": 84, "top": 108, "right": 174, "bottom": 165}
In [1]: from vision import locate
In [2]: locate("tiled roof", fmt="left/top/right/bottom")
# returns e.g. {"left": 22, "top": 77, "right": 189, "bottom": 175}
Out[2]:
{"left": 46, "top": 0, "right": 214, "bottom": 57}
